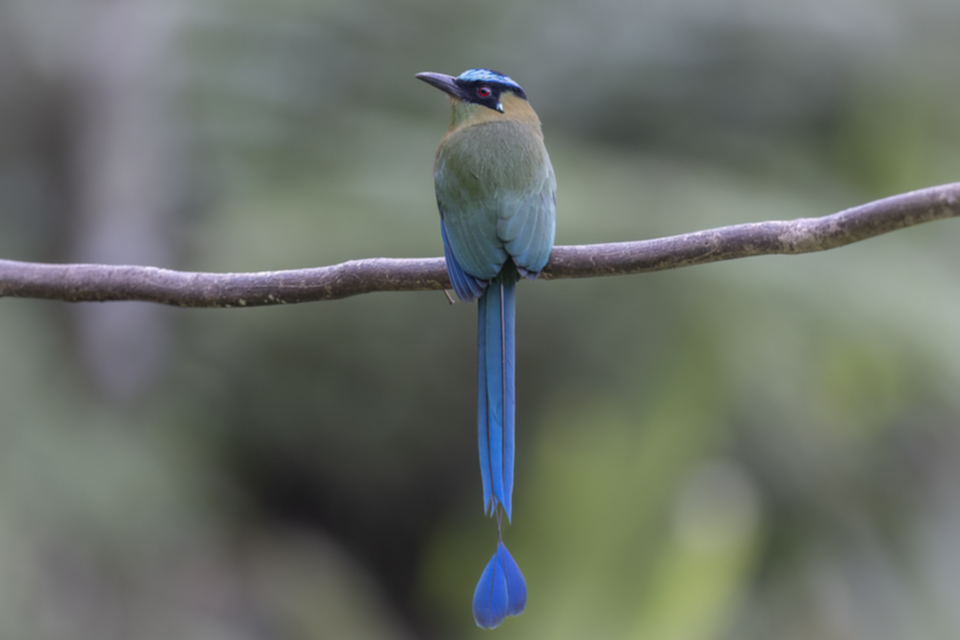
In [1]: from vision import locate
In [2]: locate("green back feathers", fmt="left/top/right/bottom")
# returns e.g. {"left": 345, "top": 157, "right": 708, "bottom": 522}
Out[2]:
{"left": 435, "top": 114, "right": 556, "bottom": 279}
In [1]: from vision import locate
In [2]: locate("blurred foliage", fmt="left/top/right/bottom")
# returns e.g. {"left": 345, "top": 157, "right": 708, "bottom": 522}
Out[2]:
{"left": 1, "top": 0, "right": 960, "bottom": 638}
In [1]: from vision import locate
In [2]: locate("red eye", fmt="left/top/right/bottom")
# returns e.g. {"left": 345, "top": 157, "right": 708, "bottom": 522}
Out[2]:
{"left": 477, "top": 86, "right": 492, "bottom": 98}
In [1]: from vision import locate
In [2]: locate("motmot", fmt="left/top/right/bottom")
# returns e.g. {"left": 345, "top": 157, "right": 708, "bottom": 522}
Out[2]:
{"left": 416, "top": 68, "right": 556, "bottom": 629}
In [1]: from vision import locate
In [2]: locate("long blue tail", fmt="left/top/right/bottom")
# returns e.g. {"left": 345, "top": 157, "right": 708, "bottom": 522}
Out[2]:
{"left": 477, "top": 268, "right": 518, "bottom": 519}
{"left": 474, "top": 266, "right": 526, "bottom": 629}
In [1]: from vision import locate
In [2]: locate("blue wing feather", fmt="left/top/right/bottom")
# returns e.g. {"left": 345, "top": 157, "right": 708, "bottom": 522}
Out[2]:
{"left": 439, "top": 196, "right": 505, "bottom": 279}
{"left": 501, "top": 168, "right": 556, "bottom": 275}
{"left": 441, "top": 219, "right": 486, "bottom": 303}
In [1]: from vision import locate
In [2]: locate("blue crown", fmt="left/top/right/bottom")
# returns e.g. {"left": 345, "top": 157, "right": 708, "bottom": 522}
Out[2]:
{"left": 457, "top": 68, "right": 523, "bottom": 92}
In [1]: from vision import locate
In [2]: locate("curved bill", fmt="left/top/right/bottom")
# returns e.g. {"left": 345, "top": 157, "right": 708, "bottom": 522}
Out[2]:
{"left": 415, "top": 72, "right": 460, "bottom": 97}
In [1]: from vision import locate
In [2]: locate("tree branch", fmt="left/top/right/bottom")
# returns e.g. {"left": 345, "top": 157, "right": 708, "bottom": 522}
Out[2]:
{"left": 1, "top": 183, "right": 958, "bottom": 308}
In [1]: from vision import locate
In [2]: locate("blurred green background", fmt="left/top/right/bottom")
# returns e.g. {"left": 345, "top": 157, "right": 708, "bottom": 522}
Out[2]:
{"left": 2, "top": 0, "right": 960, "bottom": 638}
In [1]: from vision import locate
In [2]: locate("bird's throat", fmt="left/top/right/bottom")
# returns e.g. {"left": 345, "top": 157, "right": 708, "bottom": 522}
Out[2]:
{"left": 447, "top": 93, "right": 541, "bottom": 134}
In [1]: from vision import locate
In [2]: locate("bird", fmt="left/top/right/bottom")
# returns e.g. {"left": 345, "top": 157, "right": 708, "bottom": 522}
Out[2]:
{"left": 416, "top": 68, "right": 556, "bottom": 629}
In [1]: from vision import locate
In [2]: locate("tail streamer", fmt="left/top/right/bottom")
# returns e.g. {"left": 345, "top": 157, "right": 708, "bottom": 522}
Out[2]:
{"left": 477, "top": 268, "right": 518, "bottom": 518}
{"left": 474, "top": 265, "right": 526, "bottom": 629}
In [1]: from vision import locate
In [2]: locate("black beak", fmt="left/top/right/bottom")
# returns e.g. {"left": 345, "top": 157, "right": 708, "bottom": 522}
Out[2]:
{"left": 415, "top": 72, "right": 461, "bottom": 98}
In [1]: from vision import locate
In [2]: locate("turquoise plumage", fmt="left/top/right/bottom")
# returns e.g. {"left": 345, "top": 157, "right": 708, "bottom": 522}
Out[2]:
{"left": 417, "top": 68, "right": 556, "bottom": 629}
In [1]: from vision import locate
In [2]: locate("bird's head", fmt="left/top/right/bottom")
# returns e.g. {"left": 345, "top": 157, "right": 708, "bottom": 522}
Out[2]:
{"left": 416, "top": 69, "right": 534, "bottom": 128}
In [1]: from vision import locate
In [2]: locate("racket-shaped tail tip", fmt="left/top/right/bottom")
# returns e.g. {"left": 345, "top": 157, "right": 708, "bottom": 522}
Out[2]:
{"left": 473, "top": 541, "right": 527, "bottom": 629}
